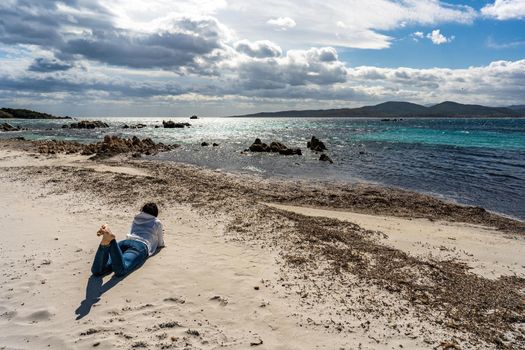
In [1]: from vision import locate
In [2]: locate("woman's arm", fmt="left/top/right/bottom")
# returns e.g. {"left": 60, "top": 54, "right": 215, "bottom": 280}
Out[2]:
{"left": 157, "top": 222, "right": 165, "bottom": 248}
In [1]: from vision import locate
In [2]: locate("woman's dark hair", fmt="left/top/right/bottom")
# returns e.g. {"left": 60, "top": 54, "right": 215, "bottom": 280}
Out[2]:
{"left": 142, "top": 202, "right": 158, "bottom": 217}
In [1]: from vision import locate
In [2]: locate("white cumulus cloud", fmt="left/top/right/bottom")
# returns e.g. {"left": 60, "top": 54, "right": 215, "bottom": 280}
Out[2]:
{"left": 266, "top": 17, "right": 297, "bottom": 30}
{"left": 411, "top": 31, "right": 424, "bottom": 41}
{"left": 481, "top": 0, "right": 525, "bottom": 20}
{"left": 100, "top": 0, "right": 477, "bottom": 49}
{"left": 426, "top": 29, "right": 454, "bottom": 45}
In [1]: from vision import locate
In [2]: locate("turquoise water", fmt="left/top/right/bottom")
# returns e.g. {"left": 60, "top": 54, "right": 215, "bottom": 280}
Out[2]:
{"left": 2, "top": 117, "right": 524, "bottom": 219}
{"left": 357, "top": 126, "right": 524, "bottom": 151}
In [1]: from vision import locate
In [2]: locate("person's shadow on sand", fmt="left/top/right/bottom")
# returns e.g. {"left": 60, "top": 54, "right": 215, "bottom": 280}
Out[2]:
{"left": 74, "top": 274, "right": 126, "bottom": 320}
{"left": 74, "top": 251, "right": 159, "bottom": 320}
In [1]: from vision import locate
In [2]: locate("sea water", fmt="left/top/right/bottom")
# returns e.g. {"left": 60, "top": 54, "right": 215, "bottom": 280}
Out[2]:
{"left": 2, "top": 117, "right": 524, "bottom": 220}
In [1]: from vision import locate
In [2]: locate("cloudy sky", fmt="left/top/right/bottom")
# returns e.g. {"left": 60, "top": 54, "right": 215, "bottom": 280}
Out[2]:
{"left": 0, "top": 0, "right": 524, "bottom": 117}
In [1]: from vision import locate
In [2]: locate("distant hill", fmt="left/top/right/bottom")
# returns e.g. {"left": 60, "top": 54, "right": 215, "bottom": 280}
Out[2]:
{"left": 428, "top": 101, "right": 514, "bottom": 116}
{"left": 508, "top": 105, "right": 525, "bottom": 113}
{"left": 0, "top": 108, "right": 70, "bottom": 119}
{"left": 228, "top": 101, "right": 523, "bottom": 118}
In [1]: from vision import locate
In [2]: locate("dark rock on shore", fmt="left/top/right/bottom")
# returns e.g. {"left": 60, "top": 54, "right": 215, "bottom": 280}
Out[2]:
{"left": 319, "top": 154, "right": 333, "bottom": 163}
{"left": 190, "top": 115, "right": 198, "bottom": 119}
{"left": 162, "top": 120, "right": 191, "bottom": 128}
{"left": 1, "top": 122, "right": 21, "bottom": 132}
{"left": 213, "top": 143, "right": 219, "bottom": 147}
{"left": 248, "top": 138, "right": 301, "bottom": 155}
{"left": 201, "top": 142, "right": 209, "bottom": 146}
{"left": 36, "top": 135, "right": 178, "bottom": 160}
{"left": 62, "top": 120, "right": 109, "bottom": 129}
{"left": 307, "top": 136, "right": 327, "bottom": 152}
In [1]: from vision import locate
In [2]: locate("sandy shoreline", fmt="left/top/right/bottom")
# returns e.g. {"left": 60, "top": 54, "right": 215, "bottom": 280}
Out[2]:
{"left": 1, "top": 140, "right": 524, "bottom": 349}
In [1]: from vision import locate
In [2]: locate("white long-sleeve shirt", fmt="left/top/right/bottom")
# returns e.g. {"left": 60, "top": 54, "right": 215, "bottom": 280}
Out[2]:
{"left": 127, "top": 212, "right": 164, "bottom": 256}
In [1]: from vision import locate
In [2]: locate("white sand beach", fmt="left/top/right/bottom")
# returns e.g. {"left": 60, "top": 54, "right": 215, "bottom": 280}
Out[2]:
{"left": 1, "top": 144, "right": 524, "bottom": 349}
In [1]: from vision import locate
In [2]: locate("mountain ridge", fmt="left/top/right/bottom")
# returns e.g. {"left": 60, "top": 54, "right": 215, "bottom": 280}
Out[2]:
{"left": 227, "top": 101, "right": 524, "bottom": 118}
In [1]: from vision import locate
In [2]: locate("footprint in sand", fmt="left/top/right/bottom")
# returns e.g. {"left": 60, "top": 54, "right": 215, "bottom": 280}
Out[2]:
{"left": 0, "top": 306, "right": 17, "bottom": 320}
{"left": 163, "top": 297, "right": 186, "bottom": 305}
{"left": 209, "top": 295, "right": 228, "bottom": 306}
{"left": 21, "top": 309, "right": 54, "bottom": 323}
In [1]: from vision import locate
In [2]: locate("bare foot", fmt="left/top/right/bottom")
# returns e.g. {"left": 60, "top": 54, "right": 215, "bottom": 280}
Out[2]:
{"left": 97, "top": 224, "right": 116, "bottom": 246}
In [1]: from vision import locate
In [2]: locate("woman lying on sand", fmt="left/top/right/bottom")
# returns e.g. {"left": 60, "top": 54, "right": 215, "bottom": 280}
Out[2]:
{"left": 91, "top": 202, "right": 165, "bottom": 277}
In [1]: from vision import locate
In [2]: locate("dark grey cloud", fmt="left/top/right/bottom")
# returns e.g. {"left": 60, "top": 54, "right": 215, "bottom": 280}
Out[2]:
{"left": 235, "top": 40, "right": 282, "bottom": 58}
{"left": 28, "top": 57, "right": 73, "bottom": 72}
{"left": 0, "top": 6, "right": 62, "bottom": 46}
{"left": 0, "top": 1, "right": 227, "bottom": 74}
{"left": 0, "top": 0, "right": 112, "bottom": 46}
{"left": 0, "top": 74, "right": 190, "bottom": 98}
{"left": 236, "top": 47, "right": 347, "bottom": 90}
{"left": 60, "top": 18, "right": 225, "bottom": 71}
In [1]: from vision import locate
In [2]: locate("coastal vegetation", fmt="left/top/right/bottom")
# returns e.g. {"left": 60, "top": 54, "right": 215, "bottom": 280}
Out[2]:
{"left": 0, "top": 108, "right": 70, "bottom": 119}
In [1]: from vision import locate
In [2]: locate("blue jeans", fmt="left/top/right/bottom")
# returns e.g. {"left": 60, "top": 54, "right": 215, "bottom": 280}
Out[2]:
{"left": 91, "top": 239, "right": 148, "bottom": 277}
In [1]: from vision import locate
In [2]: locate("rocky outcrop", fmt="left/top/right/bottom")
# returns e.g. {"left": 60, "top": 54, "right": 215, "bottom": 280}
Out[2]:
{"left": 319, "top": 154, "right": 333, "bottom": 163}
{"left": 62, "top": 120, "right": 109, "bottom": 129}
{"left": 162, "top": 120, "right": 191, "bottom": 128}
{"left": 190, "top": 115, "right": 198, "bottom": 119}
{"left": 201, "top": 142, "right": 209, "bottom": 146}
{"left": 212, "top": 143, "right": 219, "bottom": 147}
{"left": 36, "top": 135, "right": 178, "bottom": 160}
{"left": 307, "top": 136, "right": 327, "bottom": 152}
{"left": 1, "top": 122, "right": 21, "bottom": 132}
{"left": 248, "top": 138, "right": 301, "bottom": 155}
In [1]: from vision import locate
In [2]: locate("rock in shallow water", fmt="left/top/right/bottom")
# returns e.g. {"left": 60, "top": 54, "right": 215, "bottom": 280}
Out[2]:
{"left": 122, "top": 123, "right": 146, "bottom": 129}
{"left": 248, "top": 138, "right": 301, "bottom": 155}
{"left": 307, "top": 136, "right": 327, "bottom": 152}
{"left": 62, "top": 120, "right": 109, "bottom": 129}
{"left": 162, "top": 120, "right": 191, "bottom": 128}
{"left": 319, "top": 154, "right": 333, "bottom": 163}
